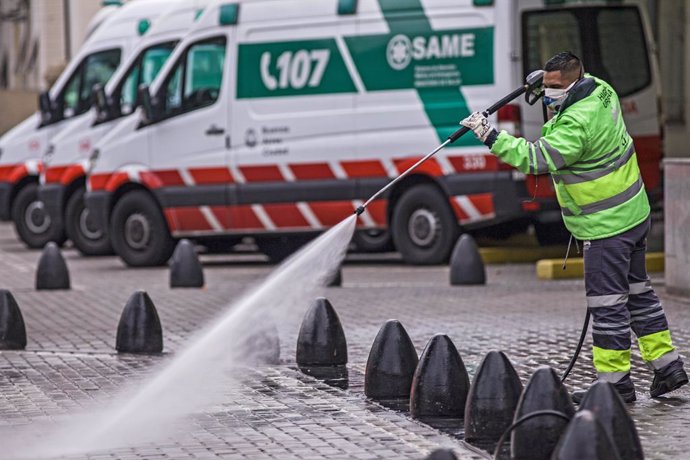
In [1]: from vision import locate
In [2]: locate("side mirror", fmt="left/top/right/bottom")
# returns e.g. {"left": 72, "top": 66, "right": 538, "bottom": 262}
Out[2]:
{"left": 138, "top": 84, "right": 157, "bottom": 123}
{"left": 38, "top": 91, "right": 53, "bottom": 123}
{"left": 92, "top": 84, "right": 110, "bottom": 120}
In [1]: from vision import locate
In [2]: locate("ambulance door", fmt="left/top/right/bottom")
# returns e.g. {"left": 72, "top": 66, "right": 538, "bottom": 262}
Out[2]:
{"left": 521, "top": 6, "right": 661, "bottom": 194}
{"left": 231, "top": 2, "right": 357, "bottom": 233}
{"left": 148, "top": 31, "right": 232, "bottom": 235}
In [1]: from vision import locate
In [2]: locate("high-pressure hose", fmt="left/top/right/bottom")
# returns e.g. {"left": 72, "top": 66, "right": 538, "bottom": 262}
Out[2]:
{"left": 354, "top": 70, "right": 546, "bottom": 217}
{"left": 560, "top": 310, "right": 590, "bottom": 382}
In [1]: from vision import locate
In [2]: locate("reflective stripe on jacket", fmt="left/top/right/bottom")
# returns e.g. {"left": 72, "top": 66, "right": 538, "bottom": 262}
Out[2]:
{"left": 490, "top": 74, "right": 650, "bottom": 240}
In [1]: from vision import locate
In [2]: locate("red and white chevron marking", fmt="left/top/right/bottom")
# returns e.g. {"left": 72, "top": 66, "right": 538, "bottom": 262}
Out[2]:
{"left": 89, "top": 153, "right": 497, "bottom": 234}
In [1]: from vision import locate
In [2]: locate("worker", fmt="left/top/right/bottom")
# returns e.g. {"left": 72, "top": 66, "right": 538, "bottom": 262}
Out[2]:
{"left": 461, "top": 51, "right": 687, "bottom": 403}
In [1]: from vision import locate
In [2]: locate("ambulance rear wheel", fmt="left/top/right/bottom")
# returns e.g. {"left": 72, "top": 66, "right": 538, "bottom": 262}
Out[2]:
{"left": 65, "top": 187, "right": 113, "bottom": 256}
{"left": 110, "top": 190, "right": 174, "bottom": 267}
{"left": 392, "top": 184, "right": 459, "bottom": 265}
{"left": 352, "top": 229, "right": 394, "bottom": 253}
{"left": 12, "top": 182, "right": 66, "bottom": 249}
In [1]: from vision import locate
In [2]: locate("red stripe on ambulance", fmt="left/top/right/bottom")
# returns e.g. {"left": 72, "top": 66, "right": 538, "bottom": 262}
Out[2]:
{"left": 289, "top": 163, "right": 336, "bottom": 180}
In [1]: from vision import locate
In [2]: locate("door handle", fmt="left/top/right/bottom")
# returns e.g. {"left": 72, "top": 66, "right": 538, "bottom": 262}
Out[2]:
{"left": 205, "top": 125, "right": 225, "bottom": 135}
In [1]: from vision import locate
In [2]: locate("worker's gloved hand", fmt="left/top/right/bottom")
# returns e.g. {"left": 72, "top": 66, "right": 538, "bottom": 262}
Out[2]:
{"left": 461, "top": 111, "right": 497, "bottom": 146}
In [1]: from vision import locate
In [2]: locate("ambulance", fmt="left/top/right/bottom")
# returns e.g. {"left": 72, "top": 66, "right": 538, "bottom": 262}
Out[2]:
{"left": 85, "top": 0, "right": 662, "bottom": 266}
{"left": 0, "top": 0, "right": 173, "bottom": 249}
{"left": 39, "top": 0, "right": 210, "bottom": 256}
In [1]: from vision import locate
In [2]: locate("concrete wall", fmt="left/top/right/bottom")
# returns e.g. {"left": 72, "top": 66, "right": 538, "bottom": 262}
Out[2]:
{"left": 0, "top": 1, "right": 102, "bottom": 134}
{"left": 664, "top": 159, "right": 690, "bottom": 297}
{"left": 0, "top": 89, "right": 37, "bottom": 135}
{"left": 658, "top": 0, "right": 690, "bottom": 158}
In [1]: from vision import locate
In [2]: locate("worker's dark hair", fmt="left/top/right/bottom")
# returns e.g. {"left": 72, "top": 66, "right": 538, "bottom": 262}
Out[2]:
{"left": 544, "top": 51, "right": 583, "bottom": 78}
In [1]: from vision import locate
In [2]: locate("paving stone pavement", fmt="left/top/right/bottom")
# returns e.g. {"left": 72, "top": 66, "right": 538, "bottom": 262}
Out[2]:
{"left": 0, "top": 222, "right": 689, "bottom": 459}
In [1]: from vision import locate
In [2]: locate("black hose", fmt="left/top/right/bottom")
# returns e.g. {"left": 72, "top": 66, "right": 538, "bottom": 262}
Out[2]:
{"left": 492, "top": 410, "right": 571, "bottom": 460}
{"left": 560, "top": 310, "right": 590, "bottom": 382}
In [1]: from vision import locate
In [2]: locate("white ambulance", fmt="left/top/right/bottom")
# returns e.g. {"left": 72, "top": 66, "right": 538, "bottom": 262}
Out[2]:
{"left": 39, "top": 0, "right": 210, "bottom": 257}
{"left": 0, "top": 0, "right": 174, "bottom": 249}
{"left": 85, "top": 0, "right": 662, "bottom": 267}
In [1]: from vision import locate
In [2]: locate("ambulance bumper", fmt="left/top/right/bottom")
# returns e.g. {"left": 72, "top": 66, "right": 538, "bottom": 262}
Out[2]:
{"left": 84, "top": 190, "right": 111, "bottom": 233}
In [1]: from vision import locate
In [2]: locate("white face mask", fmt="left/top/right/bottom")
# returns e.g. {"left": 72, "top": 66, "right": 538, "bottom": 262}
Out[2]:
{"left": 543, "top": 79, "right": 578, "bottom": 112}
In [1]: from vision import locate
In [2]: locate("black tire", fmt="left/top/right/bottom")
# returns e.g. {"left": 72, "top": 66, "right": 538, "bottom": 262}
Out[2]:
{"left": 533, "top": 220, "right": 571, "bottom": 246}
{"left": 391, "top": 184, "right": 459, "bottom": 265}
{"left": 11, "top": 182, "right": 66, "bottom": 249}
{"left": 351, "top": 229, "right": 394, "bottom": 253}
{"left": 256, "top": 235, "right": 313, "bottom": 263}
{"left": 65, "top": 187, "right": 113, "bottom": 256}
{"left": 110, "top": 190, "right": 174, "bottom": 267}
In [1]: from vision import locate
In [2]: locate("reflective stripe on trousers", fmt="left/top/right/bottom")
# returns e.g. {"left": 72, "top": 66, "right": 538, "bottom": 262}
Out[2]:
{"left": 583, "top": 216, "right": 678, "bottom": 377}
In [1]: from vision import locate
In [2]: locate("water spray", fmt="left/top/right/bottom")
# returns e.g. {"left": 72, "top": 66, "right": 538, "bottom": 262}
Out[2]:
{"left": 354, "top": 70, "right": 546, "bottom": 217}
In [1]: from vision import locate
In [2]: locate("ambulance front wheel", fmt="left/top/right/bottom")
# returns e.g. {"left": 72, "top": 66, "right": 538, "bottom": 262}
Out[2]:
{"left": 12, "top": 182, "right": 67, "bottom": 249}
{"left": 110, "top": 190, "right": 175, "bottom": 267}
{"left": 391, "top": 184, "right": 459, "bottom": 265}
{"left": 65, "top": 187, "right": 113, "bottom": 256}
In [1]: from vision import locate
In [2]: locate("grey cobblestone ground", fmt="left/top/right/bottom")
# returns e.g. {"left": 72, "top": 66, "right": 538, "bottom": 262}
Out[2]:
{"left": 0, "top": 222, "right": 688, "bottom": 459}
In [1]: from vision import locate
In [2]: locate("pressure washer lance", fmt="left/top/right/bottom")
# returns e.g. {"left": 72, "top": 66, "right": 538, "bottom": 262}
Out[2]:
{"left": 354, "top": 69, "right": 546, "bottom": 217}
{"left": 353, "top": 69, "right": 587, "bottom": 383}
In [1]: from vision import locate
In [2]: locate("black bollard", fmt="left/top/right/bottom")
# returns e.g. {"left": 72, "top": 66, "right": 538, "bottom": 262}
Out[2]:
{"left": 170, "top": 239, "right": 204, "bottom": 288}
{"left": 35, "top": 242, "right": 70, "bottom": 290}
{"left": 0, "top": 290, "right": 27, "bottom": 350}
{"left": 326, "top": 268, "right": 342, "bottom": 287}
{"left": 578, "top": 381, "right": 644, "bottom": 460}
{"left": 511, "top": 366, "right": 575, "bottom": 460}
{"left": 551, "top": 410, "right": 622, "bottom": 460}
{"left": 425, "top": 448, "right": 458, "bottom": 460}
{"left": 365, "top": 320, "right": 418, "bottom": 400}
{"left": 410, "top": 334, "right": 470, "bottom": 419}
{"left": 449, "top": 234, "right": 485, "bottom": 285}
{"left": 296, "top": 297, "right": 347, "bottom": 366}
{"left": 464, "top": 351, "right": 523, "bottom": 446}
{"left": 116, "top": 291, "right": 163, "bottom": 353}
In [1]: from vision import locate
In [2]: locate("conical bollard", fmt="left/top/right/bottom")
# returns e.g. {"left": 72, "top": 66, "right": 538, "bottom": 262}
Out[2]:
{"left": 326, "top": 268, "right": 342, "bottom": 287}
{"left": 511, "top": 366, "right": 575, "bottom": 460}
{"left": 464, "top": 351, "right": 523, "bottom": 446}
{"left": 35, "top": 242, "right": 70, "bottom": 290}
{"left": 425, "top": 448, "right": 458, "bottom": 460}
{"left": 579, "top": 381, "right": 644, "bottom": 460}
{"left": 0, "top": 290, "right": 26, "bottom": 350}
{"left": 296, "top": 297, "right": 347, "bottom": 366}
{"left": 116, "top": 291, "right": 163, "bottom": 353}
{"left": 551, "top": 410, "right": 622, "bottom": 460}
{"left": 449, "top": 234, "right": 485, "bottom": 285}
{"left": 170, "top": 239, "right": 204, "bottom": 288}
{"left": 410, "top": 334, "right": 470, "bottom": 419}
{"left": 365, "top": 320, "right": 418, "bottom": 400}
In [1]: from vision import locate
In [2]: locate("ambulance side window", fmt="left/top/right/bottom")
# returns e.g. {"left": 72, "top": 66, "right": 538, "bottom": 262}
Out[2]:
{"left": 182, "top": 39, "right": 226, "bottom": 111}
{"left": 119, "top": 42, "right": 176, "bottom": 116}
{"left": 62, "top": 67, "right": 84, "bottom": 119}
{"left": 159, "top": 37, "right": 226, "bottom": 119}
{"left": 58, "top": 48, "right": 121, "bottom": 121}
{"left": 523, "top": 7, "right": 651, "bottom": 98}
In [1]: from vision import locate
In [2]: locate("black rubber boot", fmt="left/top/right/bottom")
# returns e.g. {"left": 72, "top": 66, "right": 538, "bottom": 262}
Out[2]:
{"left": 650, "top": 359, "right": 688, "bottom": 398}
{"left": 572, "top": 373, "right": 636, "bottom": 404}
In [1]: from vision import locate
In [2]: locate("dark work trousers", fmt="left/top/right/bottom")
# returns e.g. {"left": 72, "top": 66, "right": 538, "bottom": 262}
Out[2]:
{"left": 583, "top": 216, "right": 678, "bottom": 382}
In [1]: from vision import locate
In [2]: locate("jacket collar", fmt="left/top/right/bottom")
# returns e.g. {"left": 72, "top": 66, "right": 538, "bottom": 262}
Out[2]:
{"left": 558, "top": 76, "right": 598, "bottom": 114}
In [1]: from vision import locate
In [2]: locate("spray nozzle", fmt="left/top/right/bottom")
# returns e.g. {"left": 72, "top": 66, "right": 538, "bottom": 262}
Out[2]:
{"left": 354, "top": 206, "right": 365, "bottom": 216}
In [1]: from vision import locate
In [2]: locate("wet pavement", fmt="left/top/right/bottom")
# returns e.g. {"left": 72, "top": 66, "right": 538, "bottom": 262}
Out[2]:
{"left": 0, "top": 221, "right": 688, "bottom": 459}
